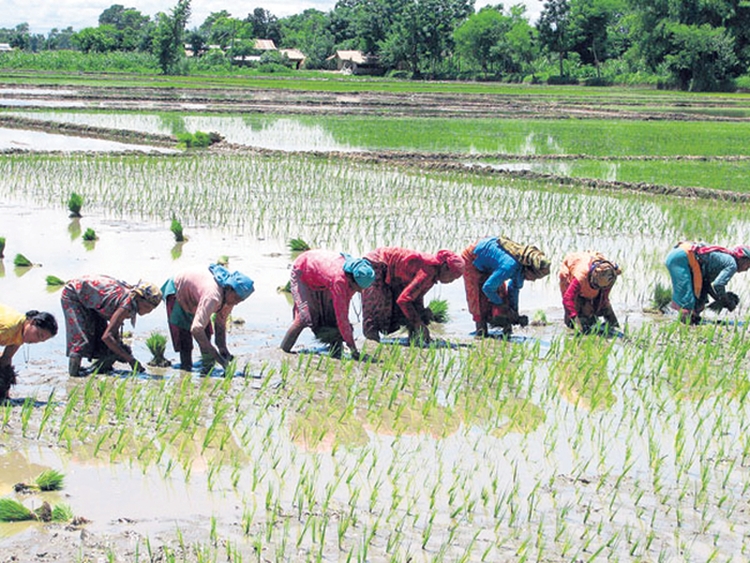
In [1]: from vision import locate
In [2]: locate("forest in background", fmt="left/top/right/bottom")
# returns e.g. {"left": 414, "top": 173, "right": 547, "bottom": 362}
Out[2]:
{"left": 2, "top": 0, "right": 750, "bottom": 92}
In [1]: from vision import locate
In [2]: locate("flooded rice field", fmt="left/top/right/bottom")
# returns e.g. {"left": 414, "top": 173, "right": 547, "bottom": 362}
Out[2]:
{"left": 2, "top": 99, "right": 750, "bottom": 562}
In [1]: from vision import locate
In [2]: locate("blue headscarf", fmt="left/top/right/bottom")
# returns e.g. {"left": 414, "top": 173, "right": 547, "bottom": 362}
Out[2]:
{"left": 341, "top": 254, "right": 375, "bottom": 289}
{"left": 209, "top": 264, "right": 255, "bottom": 300}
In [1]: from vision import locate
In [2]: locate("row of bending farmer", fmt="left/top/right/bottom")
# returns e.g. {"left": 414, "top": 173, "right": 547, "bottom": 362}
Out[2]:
{"left": 666, "top": 242, "right": 750, "bottom": 324}
{"left": 281, "top": 238, "right": 556, "bottom": 354}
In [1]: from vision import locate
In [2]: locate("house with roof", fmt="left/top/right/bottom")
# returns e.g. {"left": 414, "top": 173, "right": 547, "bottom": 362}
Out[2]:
{"left": 328, "top": 50, "right": 382, "bottom": 75}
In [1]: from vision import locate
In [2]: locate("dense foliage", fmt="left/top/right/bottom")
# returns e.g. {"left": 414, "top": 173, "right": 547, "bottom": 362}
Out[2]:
{"left": 2, "top": 0, "right": 750, "bottom": 90}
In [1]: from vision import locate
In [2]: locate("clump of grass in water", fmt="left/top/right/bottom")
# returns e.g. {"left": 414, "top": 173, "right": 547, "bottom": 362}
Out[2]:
{"left": 46, "top": 275, "right": 66, "bottom": 286}
{"left": 68, "top": 192, "right": 83, "bottom": 218}
{"left": 289, "top": 238, "right": 311, "bottom": 252}
{"left": 82, "top": 228, "right": 97, "bottom": 241}
{"left": 171, "top": 218, "right": 186, "bottom": 242}
{"left": 428, "top": 299, "right": 449, "bottom": 323}
{"left": 647, "top": 282, "right": 672, "bottom": 314}
{"left": 13, "top": 253, "right": 34, "bottom": 267}
{"left": 0, "top": 236, "right": 5, "bottom": 258}
{"left": 531, "top": 310, "right": 548, "bottom": 326}
{"left": 146, "top": 332, "right": 171, "bottom": 367}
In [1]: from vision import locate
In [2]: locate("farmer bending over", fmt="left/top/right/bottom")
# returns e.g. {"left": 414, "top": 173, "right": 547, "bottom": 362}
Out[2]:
{"left": 162, "top": 264, "right": 254, "bottom": 371}
{"left": 0, "top": 305, "right": 57, "bottom": 401}
{"left": 62, "top": 275, "right": 161, "bottom": 377}
{"left": 463, "top": 236, "right": 550, "bottom": 337}
{"left": 281, "top": 249, "right": 375, "bottom": 359}
{"left": 559, "top": 251, "right": 621, "bottom": 333}
{"left": 665, "top": 242, "right": 750, "bottom": 324}
{"left": 362, "top": 247, "right": 464, "bottom": 344}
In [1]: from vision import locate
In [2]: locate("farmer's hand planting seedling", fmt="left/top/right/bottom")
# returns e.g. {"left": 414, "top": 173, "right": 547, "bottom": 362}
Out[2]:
{"left": 163, "top": 263, "right": 254, "bottom": 372}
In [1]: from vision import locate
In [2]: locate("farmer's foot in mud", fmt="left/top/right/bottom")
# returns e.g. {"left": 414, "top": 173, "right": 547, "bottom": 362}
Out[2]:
{"left": 474, "top": 321, "right": 489, "bottom": 338}
{"left": 68, "top": 354, "right": 87, "bottom": 377}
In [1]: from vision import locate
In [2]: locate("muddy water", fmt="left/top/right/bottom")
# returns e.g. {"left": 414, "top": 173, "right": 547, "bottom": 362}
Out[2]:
{"left": 0, "top": 127, "right": 174, "bottom": 153}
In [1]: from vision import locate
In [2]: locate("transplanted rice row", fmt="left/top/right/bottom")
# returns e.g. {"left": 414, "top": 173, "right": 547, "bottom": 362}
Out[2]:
{"left": 3, "top": 319, "right": 750, "bottom": 560}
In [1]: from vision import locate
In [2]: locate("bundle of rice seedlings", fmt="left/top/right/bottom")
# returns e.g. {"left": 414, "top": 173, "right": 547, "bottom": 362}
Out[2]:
{"left": 428, "top": 299, "right": 449, "bottom": 323}
{"left": 289, "top": 238, "right": 311, "bottom": 252}
{"left": 82, "top": 228, "right": 97, "bottom": 241}
{"left": 0, "top": 498, "right": 35, "bottom": 522}
{"left": 217, "top": 255, "right": 229, "bottom": 266}
{"left": 0, "top": 236, "right": 5, "bottom": 258}
{"left": 68, "top": 192, "right": 83, "bottom": 218}
{"left": 46, "top": 275, "right": 66, "bottom": 286}
{"left": 146, "top": 332, "right": 171, "bottom": 367}
{"left": 649, "top": 282, "right": 672, "bottom": 313}
{"left": 35, "top": 469, "right": 64, "bottom": 491}
{"left": 13, "top": 253, "right": 33, "bottom": 267}
{"left": 14, "top": 469, "right": 65, "bottom": 493}
{"left": 171, "top": 218, "right": 185, "bottom": 242}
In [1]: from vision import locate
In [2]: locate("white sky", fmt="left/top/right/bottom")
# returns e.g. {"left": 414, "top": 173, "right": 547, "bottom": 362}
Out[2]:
{"left": 2, "top": 0, "right": 545, "bottom": 34}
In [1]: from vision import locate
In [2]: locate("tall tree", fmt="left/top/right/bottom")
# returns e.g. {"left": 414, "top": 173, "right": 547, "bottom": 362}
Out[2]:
{"left": 152, "top": 0, "right": 191, "bottom": 74}
{"left": 538, "top": 0, "right": 574, "bottom": 76}
{"left": 278, "top": 9, "right": 335, "bottom": 68}
{"left": 246, "top": 8, "right": 281, "bottom": 45}
{"left": 568, "top": 0, "right": 628, "bottom": 77}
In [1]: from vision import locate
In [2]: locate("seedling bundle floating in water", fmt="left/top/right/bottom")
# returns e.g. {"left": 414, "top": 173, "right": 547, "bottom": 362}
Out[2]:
{"left": 171, "top": 218, "right": 186, "bottom": 242}
{"left": 67, "top": 192, "right": 83, "bottom": 218}
{"left": 14, "top": 469, "right": 65, "bottom": 493}
{"left": 13, "top": 253, "right": 36, "bottom": 268}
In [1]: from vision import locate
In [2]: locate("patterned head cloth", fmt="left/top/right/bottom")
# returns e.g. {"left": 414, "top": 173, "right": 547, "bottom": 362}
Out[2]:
{"left": 435, "top": 249, "right": 465, "bottom": 281}
{"left": 132, "top": 282, "right": 163, "bottom": 307}
{"left": 341, "top": 254, "right": 376, "bottom": 289}
{"left": 497, "top": 236, "right": 550, "bottom": 279}
{"left": 589, "top": 260, "right": 621, "bottom": 289}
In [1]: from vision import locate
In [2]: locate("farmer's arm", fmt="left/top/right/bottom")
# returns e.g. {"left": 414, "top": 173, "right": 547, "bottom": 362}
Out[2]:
{"left": 396, "top": 269, "right": 433, "bottom": 327}
{"left": 0, "top": 345, "right": 19, "bottom": 367}
{"left": 191, "top": 298, "right": 227, "bottom": 366}
{"left": 213, "top": 305, "right": 232, "bottom": 359}
{"left": 102, "top": 307, "right": 142, "bottom": 369}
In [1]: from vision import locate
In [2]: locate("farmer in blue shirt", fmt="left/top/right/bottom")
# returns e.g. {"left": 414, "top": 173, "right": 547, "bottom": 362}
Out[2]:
{"left": 665, "top": 242, "right": 750, "bottom": 324}
{"left": 462, "top": 236, "right": 550, "bottom": 336}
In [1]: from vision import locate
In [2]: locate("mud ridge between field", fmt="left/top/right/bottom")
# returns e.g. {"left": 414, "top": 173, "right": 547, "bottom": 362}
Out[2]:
{"left": 1, "top": 115, "right": 749, "bottom": 203}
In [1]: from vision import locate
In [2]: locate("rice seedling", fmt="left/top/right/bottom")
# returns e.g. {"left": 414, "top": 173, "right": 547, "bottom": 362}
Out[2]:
{"left": 45, "top": 275, "right": 66, "bottom": 286}
{"left": 13, "top": 253, "right": 34, "bottom": 267}
{"left": 427, "top": 299, "right": 449, "bottom": 323}
{"left": 146, "top": 332, "right": 171, "bottom": 367}
{"left": 82, "top": 228, "right": 98, "bottom": 241}
{"left": 288, "top": 238, "right": 311, "bottom": 252}
{"left": 0, "top": 498, "right": 35, "bottom": 521}
{"left": 171, "top": 218, "right": 186, "bottom": 242}
{"left": 0, "top": 236, "right": 5, "bottom": 258}
{"left": 647, "top": 282, "right": 672, "bottom": 313}
{"left": 13, "top": 469, "right": 65, "bottom": 493}
{"left": 67, "top": 191, "right": 83, "bottom": 217}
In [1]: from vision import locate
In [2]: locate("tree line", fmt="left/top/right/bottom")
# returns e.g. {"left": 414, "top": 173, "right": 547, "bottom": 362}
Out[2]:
{"left": 1, "top": 0, "right": 750, "bottom": 91}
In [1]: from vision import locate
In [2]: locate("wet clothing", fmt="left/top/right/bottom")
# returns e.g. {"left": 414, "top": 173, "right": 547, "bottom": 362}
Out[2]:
{"left": 0, "top": 304, "right": 25, "bottom": 348}
{"left": 61, "top": 275, "right": 137, "bottom": 358}
{"left": 666, "top": 243, "right": 739, "bottom": 313}
{"left": 362, "top": 247, "right": 444, "bottom": 338}
{"left": 559, "top": 251, "right": 618, "bottom": 326}
{"left": 289, "top": 250, "right": 358, "bottom": 349}
{"left": 463, "top": 237, "right": 524, "bottom": 323}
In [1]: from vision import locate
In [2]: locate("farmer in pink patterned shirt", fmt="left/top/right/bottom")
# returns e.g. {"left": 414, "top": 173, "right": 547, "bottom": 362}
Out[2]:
{"left": 281, "top": 250, "right": 375, "bottom": 359}
{"left": 362, "top": 247, "right": 464, "bottom": 344}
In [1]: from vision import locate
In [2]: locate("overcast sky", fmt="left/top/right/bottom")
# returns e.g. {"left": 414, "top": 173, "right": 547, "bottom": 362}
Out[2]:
{"left": 3, "top": 0, "right": 545, "bottom": 34}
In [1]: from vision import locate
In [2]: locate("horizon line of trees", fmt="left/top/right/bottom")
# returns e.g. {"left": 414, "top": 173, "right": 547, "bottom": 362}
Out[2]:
{"left": 2, "top": 0, "right": 750, "bottom": 91}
